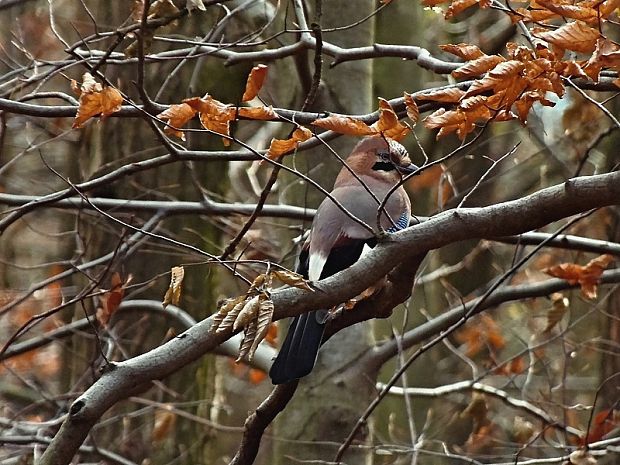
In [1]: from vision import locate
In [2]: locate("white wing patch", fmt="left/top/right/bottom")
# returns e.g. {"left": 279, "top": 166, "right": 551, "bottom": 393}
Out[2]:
{"left": 308, "top": 251, "right": 329, "bottom": 282}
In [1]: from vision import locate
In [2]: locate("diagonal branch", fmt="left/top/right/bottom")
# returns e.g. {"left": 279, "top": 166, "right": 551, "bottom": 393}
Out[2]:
{"left": 37, "top": 170, "right": 620, "bottom": 465}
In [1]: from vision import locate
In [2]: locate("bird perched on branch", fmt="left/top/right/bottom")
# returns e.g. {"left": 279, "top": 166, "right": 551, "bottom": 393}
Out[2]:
{"left": 269, "top": 136, "right": 418, "bottom": 385}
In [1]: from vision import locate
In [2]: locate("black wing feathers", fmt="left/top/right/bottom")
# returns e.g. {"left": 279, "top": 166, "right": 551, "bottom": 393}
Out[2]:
{"left": 269, "top": 238, "right": 369, "bottom": 384}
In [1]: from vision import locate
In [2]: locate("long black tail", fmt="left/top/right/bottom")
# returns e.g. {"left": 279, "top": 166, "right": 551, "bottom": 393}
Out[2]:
{"left": 269, "top": 240, "right": 368, "bottom": 385}
{"left": 269, "top": 309, "right": 327, "bottom": 385}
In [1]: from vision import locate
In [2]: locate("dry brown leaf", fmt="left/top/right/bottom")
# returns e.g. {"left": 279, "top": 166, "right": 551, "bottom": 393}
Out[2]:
{"left": 266, "top": 126, "right": 313, "bottom": 160}
{"left": 543, "top": 254, "right": 614, "bottom": 299}
{"left": 583, "top": 38, "right": 620, "bottom": 81}
{"left": 312, "top": 115, "right": 376, "bottom": 136}
{"left": 185, "top": 95, "right": 236, "bottom": 146}
{"left": 148, "top": 0, "right": 179, "bottom": 19}
{"left": 248, "top": 295, "right": 274, "bottom": 360}
{"left": 543, "top": 292, "right": 569, "bottom": 333}
{"left": 152, "top": 407, "right": 176, "bottom": 442}
{"left": 452, "top": 54, "right": 505, "bottom": 79}
{"left": 72, "top": 73, "right": 123, "bottom": 128}
{"left": 422, "top": 0, "right": 448, "bottom": 6}
{"left": 97, "top": 272, "right": 129, "bottom": 327}
{"left": 535, "top": 21, "right": 600, "bottom": 54}
{"left": 237, "top": 318, "right": 257, "bottom": 362}
{"left": 446, "top": 0, "right": 478, "bottom": 18}
{"left": 272, "top": 269, "right": 314, "bottom": 292}
{"left": 536, "top": 0, "right": 599, "bottom": 23}
{"left": 456, "top": 314, "right": 505, "bottom": 357}
{"left": 156, "top": 103, "right": 196, "bottom": 140}
{"left": 233, "top": 295, "right": 260, "bottom": 331}
{"left": 216, "top": 299, "right": 247, "bottom": 333}
{"left": 242, "top": 64, "right": 268, "bottom": 102}
{"left": 371, "top": 98, "right": 410, "bottom": 140}
{"left": 131, "top": 0, "right": 145, "bottom": 21}
{"left": 212, "top": 296, "right": 245, "bottom": 331}
{"left": 403, "top": 92, "right": 419, "bottom": 125}
{"left": 237, "top": 105, "right": 278, "bottom": 120}
{"left": 600, "top": 0, "right": 620, "bottom": 17}
{"left": 162, "top": 266, "right": 184, "bottom": 308}
{"left": 440, "top": 43, "right": 485, "bottom": 60}
{"left": 510, "top": 6, "right": 557, "bottom": 23}
{"left": 582, "top": 409, "right": 620, "bottom": 445}
{"left": 417, "top": 87, "right": 466, "bottom": 103}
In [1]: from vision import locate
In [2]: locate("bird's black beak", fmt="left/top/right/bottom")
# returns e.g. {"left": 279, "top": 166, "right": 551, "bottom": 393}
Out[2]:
{"left": 397, "top": 163, "right": 420, "bottom": 175}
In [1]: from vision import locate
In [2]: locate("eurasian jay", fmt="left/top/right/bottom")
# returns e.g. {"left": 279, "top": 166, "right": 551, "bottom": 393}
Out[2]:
{"left": 269, "top": 136, "right": 417, "bottom": 385}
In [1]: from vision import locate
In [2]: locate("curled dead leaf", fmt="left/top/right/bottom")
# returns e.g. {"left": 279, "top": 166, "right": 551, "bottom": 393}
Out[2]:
{"left": 72, "top": 73, "right": 123, "bottom": 128}
{"left": 248, "top": 295, "right": 274, "bottom": 360}
{"left": 452, "top": 54, "right": 505, "bottom": 79}
{"left": 266, "top": 126, "right": 313, "bottom": 160}
{"left": 162, "top": 266, "right": 184, "bottom": 308}
{"left": 185, "top": 95, "right": 236, "bottom": 146}
{"left": 543, "top": 292, "right": 569, "bottom": 333}
{"left": 312, "top": 115, "right": 376, "bottom": 136}
{"left": 156, "top": 103, "right": 196, "bottom": 140}
{"left": 233, "top": 295, "right": 260, "bottom": 331}
{"left": 272, "top": 269, "right": 314, "bottom": 292}
{"left": 237, "top": 318, "right": 257, "bottom": 362}
{"left": 152, "top": 406, "right": 176, "bottom": 442}
{"left": 242, "top": 64, "right": 268, "bottom": 102}
{"left": 403, "top": 92, "right": 419, "bottom": 125}
{"left": 534, "top": 21, "right": 600, "bottom": 54}
{"left": 440, "top": 43, "right": 485, "bottom": 61}
{"left": 216, "top": 299, "right": 247, "bottom": 333}
{"left": 237, "top": 105, "right": 278, "bottom": 120}
{"left": 417, "top": 87, "right": 466, "bottom": 103}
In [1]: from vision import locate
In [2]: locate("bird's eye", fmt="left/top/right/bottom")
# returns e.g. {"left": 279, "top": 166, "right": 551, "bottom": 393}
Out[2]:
{"left": 378, "top": 151, "right": 391, "bottom": 161}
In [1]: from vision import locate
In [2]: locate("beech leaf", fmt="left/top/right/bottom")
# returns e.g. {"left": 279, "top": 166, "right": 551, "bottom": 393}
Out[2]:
{"left": 535, "top": 21, "right": 600, "bottom": 54}
{"left": 266, "top": 126, "right": 313, "bottom": 160}
{"left": 233, "top": 295, "right": 260, "bottom": 331}
{"left": 242, "top": 64, "right": 268, "bottom": 102}
{"left": 162, "top": 266, "right": 184, "bottom": 308}
{"left": 440, "top": 43, "right": 485, "bottom": 60}
{"left": 272, "top": 269, "right": 314, "bottom": 291}
{"left": 312, "top": 115, "right": 376, "bottom": 136}
{"left": 543, "top": 254, "right": 614, "bottom": 299}
{"left": 403, "top": 92, "right": 420, "bottom": 124}
{"left": 72, "top": 73, "right": 123, "bottom": 128}
{"left": 156, "top": 103, "right": 196, "bottom": 140}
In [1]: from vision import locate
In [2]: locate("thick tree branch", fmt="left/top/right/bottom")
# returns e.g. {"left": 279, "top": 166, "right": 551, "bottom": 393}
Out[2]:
{"left": 37, "top": 170, "right": 620, "bottom": 465}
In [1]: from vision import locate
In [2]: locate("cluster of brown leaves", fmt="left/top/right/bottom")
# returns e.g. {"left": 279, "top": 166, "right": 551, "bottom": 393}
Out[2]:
{"left": 422, "top": 42, "right": 591, "bottom": 139}
{"left": 156, "top": 64, "right": 276, "bottom": 145}
{"left": 543, "top": 254, "right": 614, "bottom": 299}
{"left": 157, "top": 78, "right": 420, "bottom": 159}
{"left": 211, "top": 269, "right": 312, "bottom": 362}
{"left": 420, "top": 1, "right": 620, "bottom": 139}
{"left": 510, "top": 0, "right": 620, "bottom": 26}
{"left": 71, "top": 73, "right": 123, "bottom": 128}
{"left": 312, "top": 97, "right": 416, "bottom": 140}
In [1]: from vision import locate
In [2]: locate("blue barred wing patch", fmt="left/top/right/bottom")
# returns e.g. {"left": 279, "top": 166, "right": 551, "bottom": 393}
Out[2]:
{"left": 387, "top": 212, "right": 409, "bottom": 233}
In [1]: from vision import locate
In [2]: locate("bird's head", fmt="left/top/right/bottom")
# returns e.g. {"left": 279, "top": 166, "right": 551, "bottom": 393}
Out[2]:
{"left": 340, "top": 136, "right": 419, "bottom": 184}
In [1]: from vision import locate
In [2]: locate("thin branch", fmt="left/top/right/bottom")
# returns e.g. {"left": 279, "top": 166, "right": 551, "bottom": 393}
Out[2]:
{"left": 378, "top": 380, "right": 583, "bottom": 438}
